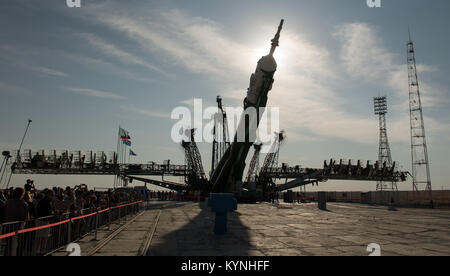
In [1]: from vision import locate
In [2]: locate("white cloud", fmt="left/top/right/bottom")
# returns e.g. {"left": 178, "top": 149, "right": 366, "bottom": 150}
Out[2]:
{"left": 78, "top": 33, "right": 168, "bottom": 76}
{"left": 0, "top": 45, "right": 68, "bottom": 78}
{"left": 67, "top": 87, "right": 124, "bottom": 100}
{"left": 87, "top": 8, "right": 260, "bottom": 77}
{"left": 334, "top": 22, "right": 449, "bottom": 143}
{"left": 58, "top": 51, "right": 156, "bottom": 84}
{"left": 334, "top": 22, "right": 397, "bottom": 79}
{"left": 91, "top": 10, "right": 379, "bottom": 144}
{"left": 178, "top": 99, "right": 195, "bottom": 107}
{"left": 335, "top": 22, "right": 443, "bottom": 108}
{"left": 83, "top": 8, "right": 447, "bottom": 145}
{"left": 0, "top": 81, "right": 31, "bottom": 95}
{"left": 121, "top": 105, "right": 170, "bottom": 119}
{"left": 30, "top": 65, "right": 68, "bottom": 78}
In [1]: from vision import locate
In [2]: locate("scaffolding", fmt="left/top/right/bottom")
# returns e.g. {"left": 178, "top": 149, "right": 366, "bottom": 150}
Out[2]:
{"left": 182, "top": 129, "right": 206, "bottom": 180}
{"left": 259, "top": 131, "right": 285, "bottom": 180}
{"left": 245, "top": 143, "right": 262, "bottom": 183}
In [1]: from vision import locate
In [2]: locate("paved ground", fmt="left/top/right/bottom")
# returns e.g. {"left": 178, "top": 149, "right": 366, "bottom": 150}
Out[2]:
{"left": 57, "top": 201, "right": 450, "bottom": 256}
{"left": 53, "top": 204, "right": 164, "bottom": 256}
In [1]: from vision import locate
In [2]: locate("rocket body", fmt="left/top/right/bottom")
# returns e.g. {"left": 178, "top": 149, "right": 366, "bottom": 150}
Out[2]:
{"left": 245, "top": 55, "right": 277, "bottom": 106}
{"left": 211, "top": 20, "right": 283, "bottom": 193}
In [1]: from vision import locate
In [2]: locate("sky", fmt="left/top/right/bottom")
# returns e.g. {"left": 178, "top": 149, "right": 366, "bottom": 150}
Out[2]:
{"left": 0, "top": 0, "right": 449, "bottom": 191}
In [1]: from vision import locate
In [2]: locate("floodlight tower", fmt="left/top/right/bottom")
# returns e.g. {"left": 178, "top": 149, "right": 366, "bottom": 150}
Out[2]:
{"left": 374, "top": 96, "right": 396, "bottom": 191}
{"left": 407, "top": 36, "right": 432, "bottom": 201}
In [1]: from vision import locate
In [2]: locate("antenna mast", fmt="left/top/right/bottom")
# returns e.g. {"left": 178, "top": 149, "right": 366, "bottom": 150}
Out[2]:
{"left": 407, "top": 35, "right": 432, "bottom": 202}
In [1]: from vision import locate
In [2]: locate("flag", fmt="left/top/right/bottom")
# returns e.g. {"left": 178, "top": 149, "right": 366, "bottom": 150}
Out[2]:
{"left": 119, "top": 127, "right": 128, "bottom": 138}
{"left": 123, "top": 140, "right": 131, "bottom": 146}
{"left": 119, "top": 127, "right": 131, "bottom": 141}
{"left": 130, "top": 150, "right": 137, "bottom": 156}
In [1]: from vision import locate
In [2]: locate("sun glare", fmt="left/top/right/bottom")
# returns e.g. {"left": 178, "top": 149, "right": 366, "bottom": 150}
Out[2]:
{"left": 273, "top": 43, "right": 287, "bottom": 68}
{"left": 249, "top": 43, "right": 287, "bottom": 69}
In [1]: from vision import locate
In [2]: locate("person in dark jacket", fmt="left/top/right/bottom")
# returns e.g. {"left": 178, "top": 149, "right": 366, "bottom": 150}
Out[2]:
{"left": 35, "top": 190, "right": 54, "bottom": 255}
{"left": 4, "top": 188, "right": 29, "bottom": 223}
{"left": 36, "top": 190, "right": 53, "bottom": 218}
{"left": 23, "top": 191, "right": 36, "bottom": 219}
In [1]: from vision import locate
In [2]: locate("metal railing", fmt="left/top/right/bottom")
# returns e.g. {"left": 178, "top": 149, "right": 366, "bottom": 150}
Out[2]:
{"left": 0, "top": 201, "right": 143, "bottom": 256}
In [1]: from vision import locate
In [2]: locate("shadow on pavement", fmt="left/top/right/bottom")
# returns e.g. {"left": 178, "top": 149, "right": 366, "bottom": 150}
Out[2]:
{"left": 146, "top": 201, "right": 253, "bottom": 256}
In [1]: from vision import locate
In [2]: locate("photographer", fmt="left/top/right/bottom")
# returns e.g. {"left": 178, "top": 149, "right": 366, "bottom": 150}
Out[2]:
{"left": 24, "top": 179, "right": 36, "bottom": 193}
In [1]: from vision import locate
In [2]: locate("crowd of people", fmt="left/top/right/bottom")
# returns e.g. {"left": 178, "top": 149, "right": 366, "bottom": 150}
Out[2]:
{"left": 146, "top": 190, "right": 204, "bottom": 201}
{"left": 148, "top": 190, "right": 176, "bottom": 201}
{"left": 0, "top": 180, "right": 141, "bottom": 224}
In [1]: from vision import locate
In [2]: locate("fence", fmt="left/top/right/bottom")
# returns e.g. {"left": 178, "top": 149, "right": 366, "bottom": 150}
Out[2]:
{"left": 145, "top": 192, "right": 208, "bottom": 202}
{"left": 281, "top": 190, "right": 450, "bottom": 208}
{"left": 0, "top": 201, "right": 143, "bottom": 256}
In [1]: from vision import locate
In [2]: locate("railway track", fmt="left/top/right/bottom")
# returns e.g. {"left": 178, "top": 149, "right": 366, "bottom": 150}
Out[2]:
{"left": 86, "top": 207, "right": 163, "bottom": 256}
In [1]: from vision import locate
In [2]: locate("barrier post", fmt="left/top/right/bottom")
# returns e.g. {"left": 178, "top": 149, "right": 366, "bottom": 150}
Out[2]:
{"left": 57, "top": 218, "right": 63, "bottom": 251}
{"left": 11, "top": 222, "right": 24, "bottom": 257}
{"left": 67, "top": 219, "right": 72, "bottom": 245}
{"left": 107, "top": 208, "right": 111, "bottom": 230}
{"left": 93, "top": 209, "right": 99, "bottom": 241}
{"left": 0, "top": 224, "right": 4, "bottom": 256}
{"left": 124, "top": 204, "right": 128, "bottom": 222}
{"left": 118, "top": 207, "right": 121, "bottom": 225}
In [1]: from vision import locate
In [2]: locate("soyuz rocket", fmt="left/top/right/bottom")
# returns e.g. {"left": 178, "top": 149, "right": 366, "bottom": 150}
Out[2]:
{"left": 211, "top": 19, "right": 284, "bottom": 193}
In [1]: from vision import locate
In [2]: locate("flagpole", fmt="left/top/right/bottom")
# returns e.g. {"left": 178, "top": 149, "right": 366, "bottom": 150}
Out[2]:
{"left": 115, "top": 126, "right": 120, "bottom": 190}
{"left": 120, "top": 137, "right": 123, "bottom": 187}
{"left": 121, "top": 137, "right": 125, "bottom": 187}
{"left": 122, "top": 140, "right": 125, "bottom": 186}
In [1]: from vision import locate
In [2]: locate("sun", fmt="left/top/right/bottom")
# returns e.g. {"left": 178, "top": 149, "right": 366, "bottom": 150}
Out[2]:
{"left": 247, "top": 31, "right": 292, "bottom": 71}
{"left": 250, "top": 47, "right": 267, "bottom": 63}
{"left": 249, "top": 45, "right": 286, "bottom": 69}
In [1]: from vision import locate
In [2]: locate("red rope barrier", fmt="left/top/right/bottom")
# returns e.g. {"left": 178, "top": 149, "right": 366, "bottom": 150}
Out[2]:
{"left": 18, "top": 219, "right": 71, "bottom": 234}
{"left": 70, "top": 212, "right": 98, "bottom": 222}
{"left": 0, "top": 232, "right": 16, "bottom": 239}
{"left": 97, "top": 208, "right": 111, "bottom": 214}
{"left": 110, "top": 200, "right": 142, "bottom": 209}
{"left": 0, "top": 201, "right": 143, "bottom": 240}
